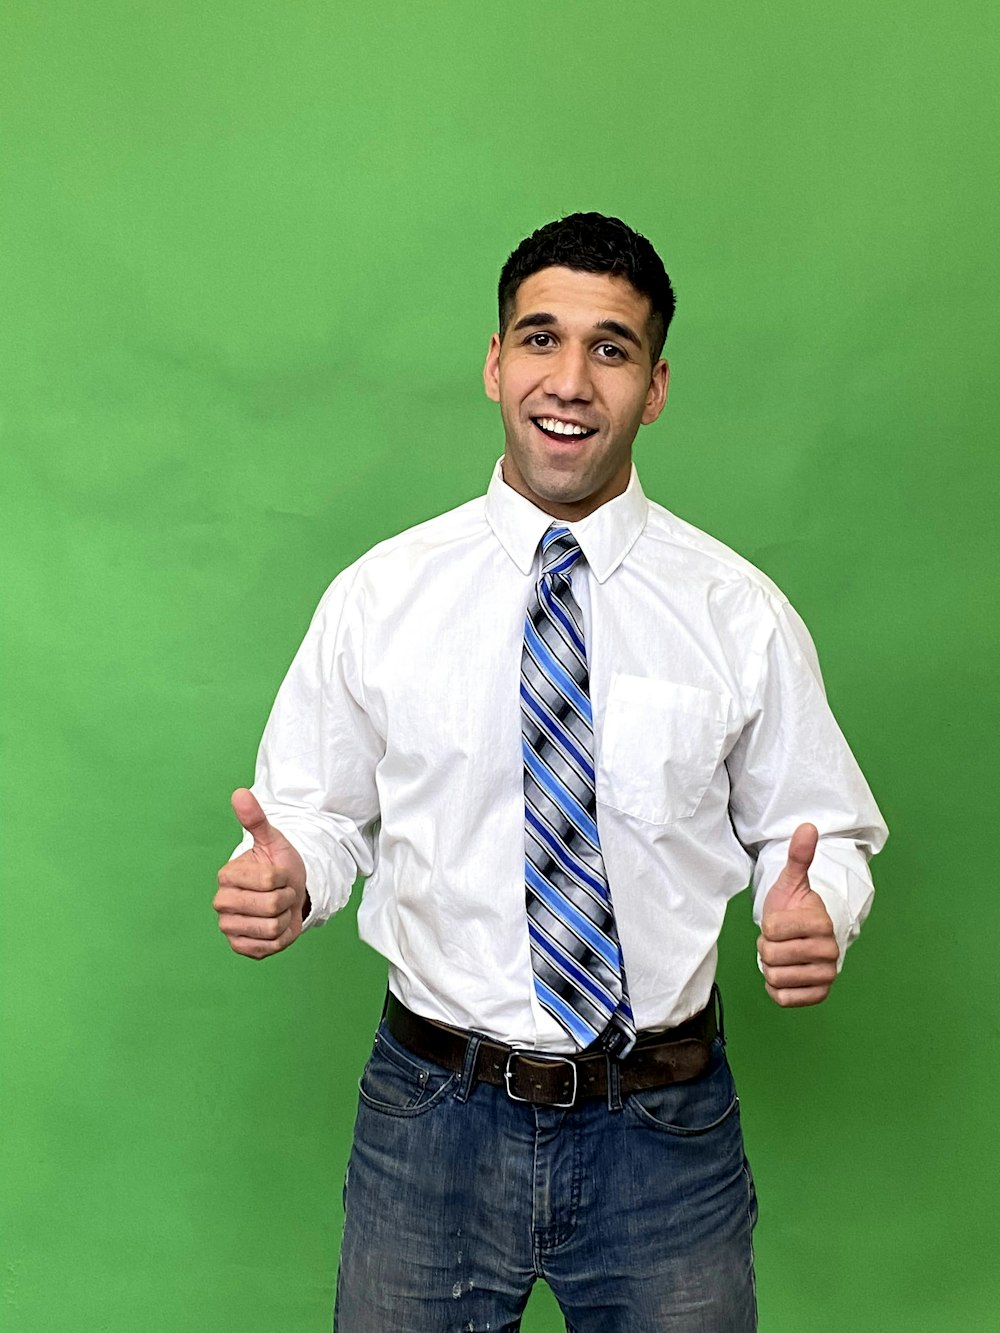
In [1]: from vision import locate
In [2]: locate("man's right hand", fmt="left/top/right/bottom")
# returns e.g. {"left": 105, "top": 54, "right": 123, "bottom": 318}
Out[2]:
{"left": 213, "top": 788, "right": 308, "bottom": 959}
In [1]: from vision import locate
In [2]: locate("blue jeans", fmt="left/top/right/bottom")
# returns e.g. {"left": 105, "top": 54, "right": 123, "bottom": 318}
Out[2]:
{"left": 335, "top": 1022, "right": 757, "bottom": 1331}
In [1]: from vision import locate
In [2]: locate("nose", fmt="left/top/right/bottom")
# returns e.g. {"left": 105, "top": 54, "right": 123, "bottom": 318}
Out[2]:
{"left": 542, "top": 343, "right": 593, "bottom": 404}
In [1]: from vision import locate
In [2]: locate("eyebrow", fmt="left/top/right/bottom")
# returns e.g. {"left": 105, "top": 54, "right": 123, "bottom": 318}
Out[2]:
{"left": 595, "top": 319, "right": 643, "bottom": 351}
{"left": 511, "top": 311, "right": 643, "bottom": 351}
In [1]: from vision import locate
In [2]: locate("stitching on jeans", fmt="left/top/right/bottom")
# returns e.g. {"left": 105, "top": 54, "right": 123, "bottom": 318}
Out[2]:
{"left": 744, "top": 1155, "right": 759, "bottom": 1329}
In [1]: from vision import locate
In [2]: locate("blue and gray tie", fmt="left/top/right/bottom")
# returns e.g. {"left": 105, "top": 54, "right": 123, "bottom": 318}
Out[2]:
{"left": 520, "top": 525, "right": 636, "bottom": 1055}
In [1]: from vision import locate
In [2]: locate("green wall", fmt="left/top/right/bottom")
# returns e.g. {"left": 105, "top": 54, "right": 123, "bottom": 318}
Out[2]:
{"left": 3, "top": 2, "right": 996, "bottom": 1329}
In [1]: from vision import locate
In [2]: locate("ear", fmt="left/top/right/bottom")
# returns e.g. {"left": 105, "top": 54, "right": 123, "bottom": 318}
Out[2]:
{"left": 483, "top": 333, "right": 502, "bottom": 403}
{"left": 641, "top": 358, "right": 670, "bottom": 425}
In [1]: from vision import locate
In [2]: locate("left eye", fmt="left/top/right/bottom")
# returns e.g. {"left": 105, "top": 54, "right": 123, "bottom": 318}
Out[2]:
{"left": 597, "top": 344, "right": 623, "bottom": 359}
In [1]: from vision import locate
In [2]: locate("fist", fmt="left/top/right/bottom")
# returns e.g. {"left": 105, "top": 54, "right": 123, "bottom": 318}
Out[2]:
{"left": 213, "top": 789, "right": 308, "bottom": 960}
{"left": 758, "top": 823, "right": 839, "bottom": 1008}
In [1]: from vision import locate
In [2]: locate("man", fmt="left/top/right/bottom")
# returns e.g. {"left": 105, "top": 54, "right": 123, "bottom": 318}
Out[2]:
{"left": 213, "top": 213, "right": 886, "bottom": 1331}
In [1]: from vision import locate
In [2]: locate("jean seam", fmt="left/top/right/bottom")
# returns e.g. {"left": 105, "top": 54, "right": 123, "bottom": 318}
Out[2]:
{"left": 744, "top": 1157, "right": 759, "bottom": 1329}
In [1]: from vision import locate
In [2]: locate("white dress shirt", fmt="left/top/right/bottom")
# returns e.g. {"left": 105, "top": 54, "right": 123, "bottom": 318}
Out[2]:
{"left": 236, "top": 462, "right": 887, "bottom": 1051}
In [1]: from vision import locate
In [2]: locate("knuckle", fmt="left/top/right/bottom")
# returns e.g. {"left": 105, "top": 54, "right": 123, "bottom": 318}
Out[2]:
{"left": 218, "top": 851, "right": 249, "bottom": 884}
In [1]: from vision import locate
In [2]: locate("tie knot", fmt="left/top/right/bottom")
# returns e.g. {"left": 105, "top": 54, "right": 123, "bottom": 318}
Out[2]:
{"left": 540, "top": 525, "right": 583, "bottom": 578}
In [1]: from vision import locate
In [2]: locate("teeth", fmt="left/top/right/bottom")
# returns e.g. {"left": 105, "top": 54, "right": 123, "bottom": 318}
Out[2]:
{"left": 537, "top": 417, "right": 592, "bottom": 436}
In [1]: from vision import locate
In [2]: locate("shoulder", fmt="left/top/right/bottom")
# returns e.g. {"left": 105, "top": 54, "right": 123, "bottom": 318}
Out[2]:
{"left": 638, "top": 498, "right": 824, "bottom": 674}
{"left": 372, "top": 493, "right": 486, "bottom": 557}
{"left": 640, "top": 498, "right": 789, "bottom": 609}
{"left": 634, "top": 501, "right": 832, "bottom": 687}
{"left": 312, "top": 494, "right": 489, "bottom": 616}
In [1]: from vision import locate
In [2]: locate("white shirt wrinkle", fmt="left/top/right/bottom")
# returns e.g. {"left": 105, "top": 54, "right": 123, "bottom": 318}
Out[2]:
{"left": 237, "top": 459, "right": 887, "bottom": 1050}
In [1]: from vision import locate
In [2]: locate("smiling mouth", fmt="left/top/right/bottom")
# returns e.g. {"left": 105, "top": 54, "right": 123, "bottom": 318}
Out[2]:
{"left": 531, "top": 416, "right": 598, "bottom": 441}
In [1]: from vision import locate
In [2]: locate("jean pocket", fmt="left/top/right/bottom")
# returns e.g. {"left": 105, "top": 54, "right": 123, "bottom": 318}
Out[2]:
{"left": 357, "top": 1026, "right": 458, "bottom": 1118}
{"left": 598, "top": 675, "right": 731, "bottom": 824}
{"left": 625, "top": 1040, "right": 739, "bottom": 1135}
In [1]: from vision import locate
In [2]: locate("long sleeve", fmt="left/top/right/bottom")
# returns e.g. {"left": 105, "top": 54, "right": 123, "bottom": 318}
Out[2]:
{"left": 232, "top": 567, "right": 384, "bottom": 926}
{"left": 725, "top": 600, "right": 888, "bottom": 962}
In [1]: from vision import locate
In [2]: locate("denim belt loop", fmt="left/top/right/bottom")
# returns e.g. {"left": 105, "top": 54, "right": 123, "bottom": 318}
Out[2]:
{"left": 455, "top": 1032, "right": 482, "bottom": 1103}
{"left": 606, "top": 1053, "right": 623, "bottom": 1112}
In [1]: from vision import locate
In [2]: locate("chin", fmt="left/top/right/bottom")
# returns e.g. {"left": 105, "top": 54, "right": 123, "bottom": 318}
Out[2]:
{"left": 527, "top": 475, "right": 590, "bottom": 506}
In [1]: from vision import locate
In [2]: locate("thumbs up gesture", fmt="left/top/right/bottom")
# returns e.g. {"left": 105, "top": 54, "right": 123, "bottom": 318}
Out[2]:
{"left": 213, "top": 789, "right": 308, "bottom": 959}
{"left": 758, "top": 823, "right": 839, "bottom": 1007}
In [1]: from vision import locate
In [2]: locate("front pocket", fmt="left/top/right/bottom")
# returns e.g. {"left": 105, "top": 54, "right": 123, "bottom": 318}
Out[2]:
{"left": 626, "top": 1039, "right": 739, "bottom": 1135}
{"left": 598, "top": 676, "right": 731, "bottom": 824}
{"left": 358, "top": 1034, "right": 458, "bottom": 1118}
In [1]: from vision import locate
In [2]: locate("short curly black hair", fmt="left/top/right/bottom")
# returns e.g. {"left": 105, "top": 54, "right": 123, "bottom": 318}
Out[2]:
{"left": 498, "top": 213, "right": 675, "bottom": 363}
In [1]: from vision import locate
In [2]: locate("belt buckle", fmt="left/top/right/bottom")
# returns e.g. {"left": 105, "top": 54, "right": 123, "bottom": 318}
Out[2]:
{"left": 503, "top": 1051, "right": 579, "bottom": 1108}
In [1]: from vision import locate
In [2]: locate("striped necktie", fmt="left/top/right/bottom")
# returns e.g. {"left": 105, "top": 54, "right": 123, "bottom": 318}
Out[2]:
{"left": 520, "top": 525, "right": 636, "bottom": 1055}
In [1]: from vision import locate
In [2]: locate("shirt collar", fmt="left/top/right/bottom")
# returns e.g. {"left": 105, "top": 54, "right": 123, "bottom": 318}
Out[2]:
{"left": 484, "top": 458, "right": 649, "bottom": 583}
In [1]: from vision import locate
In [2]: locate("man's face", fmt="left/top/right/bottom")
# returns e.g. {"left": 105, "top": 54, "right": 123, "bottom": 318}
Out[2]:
{"left": 483, "top": 266, "right": 669, "bottom": 520}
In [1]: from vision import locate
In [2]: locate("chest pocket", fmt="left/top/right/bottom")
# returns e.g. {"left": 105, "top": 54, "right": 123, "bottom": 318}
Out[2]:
{"left": 598, "top": 675, "right": 731, "bottom": 825}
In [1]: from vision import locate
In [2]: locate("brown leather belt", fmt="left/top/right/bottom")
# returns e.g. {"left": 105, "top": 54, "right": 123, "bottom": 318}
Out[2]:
{"left": 385, "top": 991, "right": 718, "bottom": 1109}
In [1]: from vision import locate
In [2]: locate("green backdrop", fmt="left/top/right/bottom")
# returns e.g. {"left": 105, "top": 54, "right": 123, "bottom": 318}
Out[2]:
{"left": 3, "top": 2, "right": 997, "bottom": 1329}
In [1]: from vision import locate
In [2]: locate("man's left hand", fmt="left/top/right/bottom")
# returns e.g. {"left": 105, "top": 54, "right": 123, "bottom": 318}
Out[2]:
{"left": 758, "top": 823, "right": 839, "bottom": 1008}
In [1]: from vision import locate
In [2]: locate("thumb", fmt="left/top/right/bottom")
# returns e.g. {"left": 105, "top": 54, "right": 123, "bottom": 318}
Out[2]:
{"left": 764, "top": 822, "right": 819, "bottom": 913}
{"left": 231, "top": 787, "right": 281, "bottom": 850}
{"left": 785, "top": 822, "right": 818, "bottom": 879}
